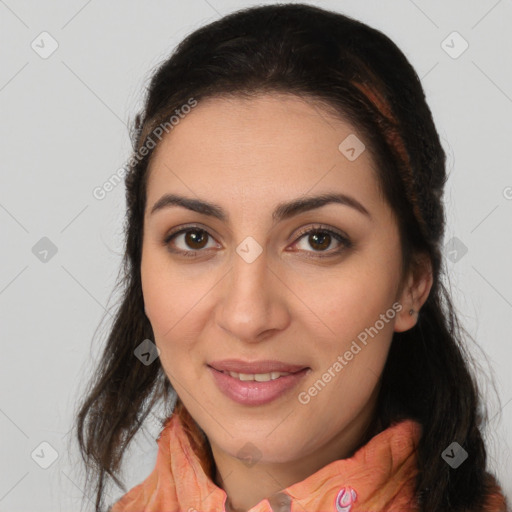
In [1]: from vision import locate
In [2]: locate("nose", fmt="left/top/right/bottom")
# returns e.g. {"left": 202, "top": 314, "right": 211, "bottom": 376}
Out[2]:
{"left": 214, "top": 248, "right": 290, "bottom": 343}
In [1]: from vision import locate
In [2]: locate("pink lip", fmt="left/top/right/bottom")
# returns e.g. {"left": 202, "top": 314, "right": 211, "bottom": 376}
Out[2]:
{"left": 208, "top": 359, "right": 307, "bottom": 374}
{"left": 207, "top": 365, "right": 310, "bottom": 406}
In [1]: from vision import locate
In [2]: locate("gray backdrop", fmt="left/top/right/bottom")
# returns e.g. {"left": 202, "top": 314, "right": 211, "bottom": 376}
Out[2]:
{"left": 1, "top": 0, "right": 511, "bottom": 510}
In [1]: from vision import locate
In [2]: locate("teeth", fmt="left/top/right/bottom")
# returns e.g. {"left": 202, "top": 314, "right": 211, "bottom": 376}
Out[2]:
{"left": 226, "top": 371, "right": 291, "bottom": 381}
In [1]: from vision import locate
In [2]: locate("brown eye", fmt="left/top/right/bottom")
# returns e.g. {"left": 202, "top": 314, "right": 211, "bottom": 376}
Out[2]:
{"left": 307, "top": 231, "right": 331, "bottom": 251}
{"left": 293, "top": 225, "right": 353, "bottom": 257}
{"left": 163, "top": 226, "right": 218, "bottom": 257}
{"left": 183, "top": 229, "right": 209, "bottom": 250}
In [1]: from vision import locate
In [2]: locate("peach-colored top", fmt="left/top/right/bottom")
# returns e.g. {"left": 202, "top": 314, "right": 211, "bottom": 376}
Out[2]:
{"left": 109, "top": 405, "right": 508, "bottom": 512}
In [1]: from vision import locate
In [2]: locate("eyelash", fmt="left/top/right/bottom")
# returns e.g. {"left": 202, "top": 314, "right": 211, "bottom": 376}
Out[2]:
{"left": 162, "top": 223, "right": 353, "bottom": 259}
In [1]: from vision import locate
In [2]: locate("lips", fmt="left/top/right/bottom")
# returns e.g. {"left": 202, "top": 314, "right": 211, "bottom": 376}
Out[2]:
{"left": 207, "top": 359, "right": 308, "bottom": 374}
{"left": 208, "top": 365, "right": 310, "bottom": 406}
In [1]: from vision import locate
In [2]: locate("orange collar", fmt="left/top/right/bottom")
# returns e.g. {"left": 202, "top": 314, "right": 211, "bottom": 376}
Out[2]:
{"left": 110, "top": 404, "right": 430, "bottom": 512}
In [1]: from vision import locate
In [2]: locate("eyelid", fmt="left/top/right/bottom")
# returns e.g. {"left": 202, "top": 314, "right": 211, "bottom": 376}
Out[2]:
{"left": 163, "top": 222, "right": 352, "bottom": 257}
{"left": 163, "top": 223, "right": 222, "bottom": 250}
{"left": 164, "top": 222, "right": 348, "bottom": 241}
{"left": 294, "top": 223, "right": 350, "bottom": 242}
{"left": 165, "top": 222, "right": 213, "bottom": 237}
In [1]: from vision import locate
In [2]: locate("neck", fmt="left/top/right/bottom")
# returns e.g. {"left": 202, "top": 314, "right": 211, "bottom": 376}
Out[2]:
{"left": 210, "top": 394, "right": 380, "bottom": 512}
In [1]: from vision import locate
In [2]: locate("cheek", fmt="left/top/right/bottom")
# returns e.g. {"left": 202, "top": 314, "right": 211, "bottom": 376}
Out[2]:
{"left": 296, "top": 259, "right": 399, "bottom": 407}
{"left": 299, "top": 264, "right": 399, "bottom": 344}
{"left": 141, "top": 245, "right": 193, "bottom": 330}
{"left": 140, "top": 252, "right": 211, "bottom": 377}
{"left": 301, "top": 331, "right": 392, "bottom": 424}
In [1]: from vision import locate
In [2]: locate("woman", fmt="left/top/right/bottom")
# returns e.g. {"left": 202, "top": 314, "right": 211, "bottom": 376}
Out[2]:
{"left": 74, "top": 4, "right": 510, "bottom": 511}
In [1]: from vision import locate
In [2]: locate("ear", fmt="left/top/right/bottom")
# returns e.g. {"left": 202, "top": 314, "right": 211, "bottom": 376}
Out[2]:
{"left": 394, "top": 253, "right": 433, "bottom": 333}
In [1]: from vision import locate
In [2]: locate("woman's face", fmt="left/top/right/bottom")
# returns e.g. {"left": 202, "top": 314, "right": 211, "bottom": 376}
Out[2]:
{"left": 141, "top": 93, "right": 415, "bottom": 466}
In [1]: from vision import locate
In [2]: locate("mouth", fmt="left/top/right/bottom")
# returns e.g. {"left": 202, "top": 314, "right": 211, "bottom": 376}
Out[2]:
{"left": 211, "top": 369, "right": 298, "bottom": 382}
{"left": 207, "top": 358, "right": 308, "bottom": 374}
{"left": 207, "top": 360, "right": 310, "bottom": 406}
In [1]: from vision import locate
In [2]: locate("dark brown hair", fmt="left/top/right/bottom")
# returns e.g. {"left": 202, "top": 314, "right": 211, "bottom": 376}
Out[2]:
{"left": 71, "top": 4, "right": 508, "bottom": 511}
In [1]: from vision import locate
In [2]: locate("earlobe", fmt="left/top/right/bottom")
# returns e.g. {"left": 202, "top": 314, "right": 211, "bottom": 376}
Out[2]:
{"left": 393, "top": 254, "right": 433, "bottom": 333}
{"left": 393, "top": 304, "right": 417, "bottom": 333}
{"left": 393, "top": 305, "right": 418, "bottom": 333}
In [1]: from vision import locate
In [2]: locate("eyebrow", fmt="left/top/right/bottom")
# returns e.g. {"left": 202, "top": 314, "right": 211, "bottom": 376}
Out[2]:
{"left": 149, "top": 192, "right": 372, "bottom": 223}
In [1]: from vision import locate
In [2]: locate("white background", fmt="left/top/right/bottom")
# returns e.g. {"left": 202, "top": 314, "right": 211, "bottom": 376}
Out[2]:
{"left": 0, "top": 0, "right": 511, "bottom": 510}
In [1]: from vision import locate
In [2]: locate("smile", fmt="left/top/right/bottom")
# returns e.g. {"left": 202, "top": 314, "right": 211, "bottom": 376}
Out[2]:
{"left": 208, "top": 366, "right": 310, "bottom": 405}
{"left": 222, "top": 370, "right": 292, "bottom": 381}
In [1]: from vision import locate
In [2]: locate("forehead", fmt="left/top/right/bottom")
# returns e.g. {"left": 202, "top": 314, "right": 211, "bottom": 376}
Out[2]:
{"left": 145, "top": 93, "right": 385, "bottom": 220}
